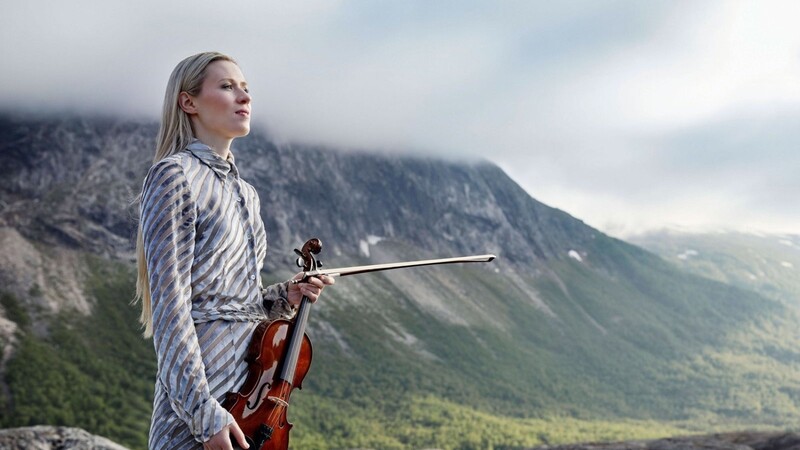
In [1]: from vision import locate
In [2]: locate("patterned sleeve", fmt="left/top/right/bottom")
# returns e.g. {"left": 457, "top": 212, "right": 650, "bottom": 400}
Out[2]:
{"left": 261, "top": 281, "right": 296, "bottom": 319}
{"left": 141, "top": 160, "right": 234, "bottom": 443}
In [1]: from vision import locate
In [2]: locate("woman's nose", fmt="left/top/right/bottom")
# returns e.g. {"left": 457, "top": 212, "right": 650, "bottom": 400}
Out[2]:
{"left": 238, "top": 89, "right": 251, "bottom": 104}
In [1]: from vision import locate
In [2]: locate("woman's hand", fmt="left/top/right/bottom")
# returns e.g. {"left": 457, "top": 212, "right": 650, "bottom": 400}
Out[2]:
{"left": 287, "top": 273, "right": 335, "bottom": 307}
{"left": 203, "top": 422, "right": 248, "bottom": 450}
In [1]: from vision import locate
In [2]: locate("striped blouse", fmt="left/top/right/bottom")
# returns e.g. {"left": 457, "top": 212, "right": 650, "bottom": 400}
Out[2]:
{"left": 140, "top": 140, "right": 295, "bottom": 449}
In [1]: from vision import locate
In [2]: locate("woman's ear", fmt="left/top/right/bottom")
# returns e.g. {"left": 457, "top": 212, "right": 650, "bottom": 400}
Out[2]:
{"left": 178, "top": 92, "right": 197, "bottom": 115}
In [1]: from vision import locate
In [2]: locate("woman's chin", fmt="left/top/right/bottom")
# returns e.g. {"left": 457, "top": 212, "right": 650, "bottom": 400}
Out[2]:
{"left": 233, "top": 124, "right": 251, "bottom": 137}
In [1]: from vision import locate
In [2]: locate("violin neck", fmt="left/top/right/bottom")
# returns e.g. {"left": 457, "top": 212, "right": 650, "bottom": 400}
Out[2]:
{"left": 279, "top": 296, "right": 311, "bottom": 384}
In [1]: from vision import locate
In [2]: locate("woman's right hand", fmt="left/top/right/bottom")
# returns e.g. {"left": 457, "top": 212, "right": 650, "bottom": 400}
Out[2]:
{"left": 287, "top": 273, "right": 335, "bottom": 307}
{"left": 203, "top": 422, "right": 249, "bottom": 450}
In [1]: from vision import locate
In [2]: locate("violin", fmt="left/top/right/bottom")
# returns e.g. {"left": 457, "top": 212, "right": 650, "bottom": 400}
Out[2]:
{"left": 224, "top": 238, "right": 495, "bottom": 449}
{"left": 223, "top": 238, "right": 321, "bottom": 450}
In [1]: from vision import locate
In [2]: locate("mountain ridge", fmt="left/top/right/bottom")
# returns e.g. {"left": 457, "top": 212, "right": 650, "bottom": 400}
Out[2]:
{"left": 629, "top": 229, "right": 800, "bottom": 307}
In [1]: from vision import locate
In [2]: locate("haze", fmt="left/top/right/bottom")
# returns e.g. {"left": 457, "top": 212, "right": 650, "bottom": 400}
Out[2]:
{"left": 2, "top": 0, "right": 799, "bottom": 236}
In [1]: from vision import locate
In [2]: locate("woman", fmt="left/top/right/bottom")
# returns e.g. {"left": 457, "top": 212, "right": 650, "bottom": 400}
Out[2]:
{"left": 135, "top": 52, "right": 334, "bottom": 450}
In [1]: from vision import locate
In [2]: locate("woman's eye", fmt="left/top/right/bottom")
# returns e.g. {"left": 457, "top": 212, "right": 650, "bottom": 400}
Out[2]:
{"left": 222, "top": 84, "right": 232, "bottom": 90}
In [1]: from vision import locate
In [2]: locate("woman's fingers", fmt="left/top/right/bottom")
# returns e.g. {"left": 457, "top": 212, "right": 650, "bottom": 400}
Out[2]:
{"left": 203, "top": 424, "right": 242, "bottom": 450}
{"left": 229, "top": 422, "right": 249, "bottom": 449}
{"left": 299, "top": 276, "right": 334, "bottom": 302}
{"left": 300, "top": 282, "right": 323, "bottom": 302}
{"left": 288, "top": 273, "right": 335, "bottom": 305}
{"left": 308, "top": 275, "right": 334, "bottom": 288}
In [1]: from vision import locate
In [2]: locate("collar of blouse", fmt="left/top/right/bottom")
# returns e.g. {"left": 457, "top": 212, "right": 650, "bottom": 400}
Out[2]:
{"left": 185, "top": 139, "right": 240, "bottom": 180}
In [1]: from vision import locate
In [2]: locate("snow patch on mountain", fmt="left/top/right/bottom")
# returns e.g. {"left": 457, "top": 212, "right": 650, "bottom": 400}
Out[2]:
{"left": 568, "top": 250, "right": 583, "bottom": 262}
{"left": 359, "top": 235, "right": 385, "bottom": 257}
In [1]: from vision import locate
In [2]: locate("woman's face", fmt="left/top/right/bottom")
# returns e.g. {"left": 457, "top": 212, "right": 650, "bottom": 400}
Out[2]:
{"left": 184, "top": 60, "right": 251, "bottom": 145}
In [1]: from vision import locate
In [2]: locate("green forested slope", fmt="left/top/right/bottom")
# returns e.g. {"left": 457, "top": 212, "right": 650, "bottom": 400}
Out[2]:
{"left": 3, "top": 236, "right": 799, "bottom": 450}
{"left": 0, "top": 258, "right": 154, "bottom": 448}
{"left": 629, "top": 231, "right": 800, "bottom": 306}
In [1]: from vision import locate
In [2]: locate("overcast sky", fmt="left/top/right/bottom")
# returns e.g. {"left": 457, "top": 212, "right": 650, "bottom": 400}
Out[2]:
{"left": 2, "top": 0, "right": 799, "bottom": 237}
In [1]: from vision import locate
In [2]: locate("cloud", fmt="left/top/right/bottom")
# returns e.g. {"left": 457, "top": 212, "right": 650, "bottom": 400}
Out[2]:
{"left": 482, "top": 1, "right": 800, "bottom": 234}
{"left": 1, "top": 1, "right": 799, "bottom": 235}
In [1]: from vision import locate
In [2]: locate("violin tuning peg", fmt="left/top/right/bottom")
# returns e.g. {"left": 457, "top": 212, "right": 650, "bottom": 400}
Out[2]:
{"left": 295, "top": 257, "right": 304, "bottom": 268}
{"left": 317, "top": 261, "right": 323, "bottom": 267}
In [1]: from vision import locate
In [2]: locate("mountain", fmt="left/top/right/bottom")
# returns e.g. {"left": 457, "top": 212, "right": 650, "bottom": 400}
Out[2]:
{"left": 1, "top": 114, "right": 800, "bottom": 450}
{"left": 629, "top": 230, "right": 800, "bottom": 306}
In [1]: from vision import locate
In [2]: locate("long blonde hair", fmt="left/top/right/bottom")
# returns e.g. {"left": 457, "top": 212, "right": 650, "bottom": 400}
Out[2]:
{"left": 135, "top": 51, "right": 236, "bottom": 337}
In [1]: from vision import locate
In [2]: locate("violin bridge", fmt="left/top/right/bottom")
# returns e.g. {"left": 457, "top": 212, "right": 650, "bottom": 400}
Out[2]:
{"left": 267, "top": 396, "right": 290, "bottom": 408}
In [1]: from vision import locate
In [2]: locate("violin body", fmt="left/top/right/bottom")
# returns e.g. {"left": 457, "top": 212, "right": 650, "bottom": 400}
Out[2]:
{"left": 223, "top": 318, "right": 312, "bottom": 450}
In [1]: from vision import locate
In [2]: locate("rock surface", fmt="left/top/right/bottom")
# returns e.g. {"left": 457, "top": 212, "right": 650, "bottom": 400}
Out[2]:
{"left": 1, "top": 427, "right": 797, "bottom": 450}
{"left": 0, "top": 426, "right": 128, "bottom": 450}
{"left": 532, "top": 432, "right": 800, "bottom": 450}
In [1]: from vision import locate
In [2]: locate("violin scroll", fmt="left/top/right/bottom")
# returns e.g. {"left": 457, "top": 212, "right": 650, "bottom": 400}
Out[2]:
{"left": 293, "top": 238, "right": 322, "bottom": 272}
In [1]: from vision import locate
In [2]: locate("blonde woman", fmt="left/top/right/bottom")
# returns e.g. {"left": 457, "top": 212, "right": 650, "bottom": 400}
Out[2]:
{"left": 135, "top": 52, "right": 334, "bottom": 450}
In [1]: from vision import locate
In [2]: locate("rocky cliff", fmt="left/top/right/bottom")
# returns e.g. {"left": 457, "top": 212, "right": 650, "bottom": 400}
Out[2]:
{"left": 0, "top": 114, "right": 598, "bottom": 267}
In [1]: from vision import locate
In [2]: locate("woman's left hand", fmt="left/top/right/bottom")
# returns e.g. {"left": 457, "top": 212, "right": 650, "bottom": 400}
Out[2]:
{"left": 287, "top": 273, "right": 335, "bottom": 307}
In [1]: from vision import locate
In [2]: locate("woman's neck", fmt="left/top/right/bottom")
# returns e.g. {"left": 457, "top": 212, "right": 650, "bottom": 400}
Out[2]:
{"left": 194, "top": 132, "right": 232, "bottom": 160}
